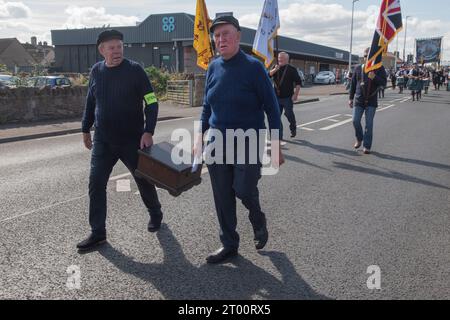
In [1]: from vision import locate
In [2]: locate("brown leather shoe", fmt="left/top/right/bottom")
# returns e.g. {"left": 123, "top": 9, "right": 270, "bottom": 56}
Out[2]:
{"left": 363, "top": 148, "right": 371, "bottom": 154}
{"left": 354, "top": 141, "right": 362, "bottom": 149}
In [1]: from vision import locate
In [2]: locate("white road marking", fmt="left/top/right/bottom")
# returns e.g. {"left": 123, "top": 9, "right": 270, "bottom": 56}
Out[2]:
{"left": 319, "top": 118, "right": 354, "bottom": 131}
{"left": 300, "top": 127, "right": 315, "bottom": 131}
{"left": 116, "top": 179, "right": 131, "bottom": 192}
{"left": 378, "top": 104, "right": 396, "bottom": 112}
{"left": 298, "top": 114, "right": 342, "bottom": 128}
{"left": 0, "top": 194, "right": 87, "bottom": 223}
{"left": 400, "top": 97, "right": 411, "bottom": 103}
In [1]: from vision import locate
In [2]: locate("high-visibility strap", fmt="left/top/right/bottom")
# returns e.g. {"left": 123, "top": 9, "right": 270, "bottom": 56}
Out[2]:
{"left": 144, "top": 92, "right": 157, "bottom": 105}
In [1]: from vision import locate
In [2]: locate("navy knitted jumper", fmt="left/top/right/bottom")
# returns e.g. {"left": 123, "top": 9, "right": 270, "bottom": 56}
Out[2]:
{"left": 82, "top": 58, "right": 158, "bottom": 144}
{"left": 201, "top": 50, "right": 281, "bottom": 135}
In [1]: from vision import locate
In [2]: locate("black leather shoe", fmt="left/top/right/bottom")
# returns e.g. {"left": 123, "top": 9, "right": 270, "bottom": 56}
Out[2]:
{"left": 77, "top": 233, "right": 106, "bottom": 252}
{"left": 254, "top": 225, "right": 268, "bottom": 250}
{"left": 148, "top": 213, "right": 163, "bottom": 232}
{"left": 206, "top": 247, "right": 238, "bottom": 264}
{"left": 290, "top": 129, "right": 297, "bottom": 138}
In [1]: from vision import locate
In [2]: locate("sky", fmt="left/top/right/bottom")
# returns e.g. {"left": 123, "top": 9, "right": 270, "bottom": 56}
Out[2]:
{"left": 1, "top": 0, "right": 449, "bottom": 61}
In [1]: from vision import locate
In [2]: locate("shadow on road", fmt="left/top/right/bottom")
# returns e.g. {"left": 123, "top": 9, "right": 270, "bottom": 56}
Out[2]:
{"left": 371, "top": 151, "right": 450, "bottom": 172}
{"left": 417, "top": 99, "right": 450, "bottom": 105}
{"left": 283, "top": 153, "right": 332, "bottom": 172}
{"left": 333, "top": 161, "right": 450, "bottom": 190}
{"left": 97, "top": 225, "right": 331, "bottom": 300}
{"left": 286, "top": 140, "right": 449, "bottom": 190}
{"left": 287, "top": 139, "right": 361, "bottom": 158}
{"left": 290, "top": 139, "right": 450, "bottom": 173}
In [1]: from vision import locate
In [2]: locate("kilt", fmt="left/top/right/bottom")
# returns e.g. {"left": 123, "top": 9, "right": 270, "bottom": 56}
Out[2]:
{"left": 397, "top": 77, "right": 405, "bottom": 86}
{"left": 407, "top": 78, "right": 423, "bottom": 91}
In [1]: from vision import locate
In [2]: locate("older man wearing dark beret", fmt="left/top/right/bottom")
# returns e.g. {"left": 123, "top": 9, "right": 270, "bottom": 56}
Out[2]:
{"left": 77, "top": 30, "right": 164, "bottom": 252}
{"left": 195, "top": 16, "right": 284, "bottom": 264}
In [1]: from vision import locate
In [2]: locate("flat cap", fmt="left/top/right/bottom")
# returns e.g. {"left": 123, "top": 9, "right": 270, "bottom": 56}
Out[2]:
{"left": 210, "top": 15, "right": 241, "bottom": 33}
{"left": 97, "top": 29, "right": 123, "bottom": 46}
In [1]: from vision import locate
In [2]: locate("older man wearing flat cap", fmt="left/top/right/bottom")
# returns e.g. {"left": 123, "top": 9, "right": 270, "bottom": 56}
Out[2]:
{"left": 194, "top": 15, "right": 284, "bottom": 264}
{"left": 77, "top": 29, "right": 164, "bottom": 252}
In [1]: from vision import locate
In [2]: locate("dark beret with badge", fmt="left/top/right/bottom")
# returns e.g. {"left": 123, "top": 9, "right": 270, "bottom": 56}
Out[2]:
{"left": 96, "top": 29, "right": 124, "bottom": 46}
{"left": 209, "top": 15, "right": 241, "bottom": 33}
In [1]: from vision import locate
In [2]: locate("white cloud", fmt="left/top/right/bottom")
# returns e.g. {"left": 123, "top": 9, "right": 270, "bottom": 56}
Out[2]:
{"left": 239, "top": 2, "right": 450, "bottom": 60}
{"left": 0, "top": 1, "right": 31, "bottom": 19}
{"left": 63, "top": 6, "right": 139, "bottom": 29}
{"left": 240, "top": 2, "right": 380, "bottom": 55}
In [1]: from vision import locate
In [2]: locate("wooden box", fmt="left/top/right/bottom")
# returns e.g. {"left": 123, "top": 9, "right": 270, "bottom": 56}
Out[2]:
{"left": 135, "top": 141, "right": 202, "bottom": 197}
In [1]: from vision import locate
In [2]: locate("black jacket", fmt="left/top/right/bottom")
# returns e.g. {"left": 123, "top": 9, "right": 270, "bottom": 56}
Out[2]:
{"left": 349, "top": 65, "right": 387, "bottom": 108}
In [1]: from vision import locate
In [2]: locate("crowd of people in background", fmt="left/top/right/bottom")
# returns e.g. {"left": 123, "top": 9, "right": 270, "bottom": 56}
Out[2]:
{"left": 345, "top": 64, "right": 449, "bottom": 101}
{"left": 391, "top": 65, "right": 449, "bottom": 101}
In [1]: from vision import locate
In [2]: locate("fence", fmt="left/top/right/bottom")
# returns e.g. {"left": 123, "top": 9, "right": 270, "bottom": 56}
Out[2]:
{"left": 166, "top": 75, "right": 206, "bottom": 107}
{"left": 166, "top": 80, "right": 193, "bottom": 106}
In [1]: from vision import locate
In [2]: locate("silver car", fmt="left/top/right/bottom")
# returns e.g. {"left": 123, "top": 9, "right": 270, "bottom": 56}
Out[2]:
{"left": 0, "top": 74, "right": 18, "bottom": 88}
{"left": 313, "top": 71, "right": 336, "bottom": 85}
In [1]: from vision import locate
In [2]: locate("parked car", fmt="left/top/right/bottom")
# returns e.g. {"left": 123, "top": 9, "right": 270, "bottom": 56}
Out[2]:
{"left": 33, "top": 76, "right": 71, "bottom": 88}
{"left": 296, "top": 69, "right": 306, "bottom": 87}
{"left": 0, "top": 74, "right": 18, "bottom": 88}
{"left": 313, "top": 71, "right": 336, "bottom": 85}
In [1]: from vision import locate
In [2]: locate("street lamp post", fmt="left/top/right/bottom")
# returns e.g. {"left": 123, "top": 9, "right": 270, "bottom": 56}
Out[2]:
{"left": 403, "top": 15, "right": 412, "bottom": 64}
{"left": 348, "top": 0, "right": 359, "bottom": 72}
{"left": 395, "top": 35, "right": 399, "bottom": 71}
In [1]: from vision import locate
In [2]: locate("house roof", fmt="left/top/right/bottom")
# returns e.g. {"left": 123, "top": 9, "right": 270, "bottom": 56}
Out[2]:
{"left": 0, "top": 38, "right": 17, "bottom": 55}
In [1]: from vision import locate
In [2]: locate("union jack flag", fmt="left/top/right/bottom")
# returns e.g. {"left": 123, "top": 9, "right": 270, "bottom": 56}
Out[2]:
{"left": 365, "top": 0, "right": 403, "bottom": 73}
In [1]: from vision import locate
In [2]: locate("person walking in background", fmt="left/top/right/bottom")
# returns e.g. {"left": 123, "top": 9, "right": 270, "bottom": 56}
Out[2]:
{"left": 269, "top": 52, "right": 302, "bottom": 142}
{"left": 349, "top": 48, "right": 387, "bottom": 155}
{"left": 391, "top": 70, "right": 397, "bottom": 90}
{"left": 408, "top": 64, "right": 422, "bottom": 101}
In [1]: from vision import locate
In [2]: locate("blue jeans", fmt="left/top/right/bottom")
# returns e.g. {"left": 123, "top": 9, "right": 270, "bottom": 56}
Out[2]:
{"left": 207, "top": 163, "right": 265, "bottom": 250}
{"left": 88, "top": 135, "right": 161, "bottom": 236}
{"left": 277, "top": 97, "right": 297, "bottom": 140}
{"left": 352, "top": 105, "right": 376, "bottom": 150}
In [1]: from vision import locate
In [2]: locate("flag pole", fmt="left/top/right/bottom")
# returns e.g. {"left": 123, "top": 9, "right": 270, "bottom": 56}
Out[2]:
{"left": 275, "top": 35, "right": 279, "bottom": 67}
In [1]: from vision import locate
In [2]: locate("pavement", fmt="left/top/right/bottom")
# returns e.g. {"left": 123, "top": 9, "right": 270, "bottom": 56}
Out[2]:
{"left": 0, "top": 85, "right": 341, "bottom": 144}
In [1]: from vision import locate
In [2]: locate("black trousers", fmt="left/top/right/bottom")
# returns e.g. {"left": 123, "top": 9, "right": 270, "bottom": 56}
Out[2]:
{"left": 207, "top": 163, "right": 266, "bottom": 250}
{"left": 88, "top": 136, "right": 161, "bottom": 236}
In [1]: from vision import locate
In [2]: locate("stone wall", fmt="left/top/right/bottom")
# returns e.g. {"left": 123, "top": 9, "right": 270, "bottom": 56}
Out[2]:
{"left": 0, "top": 86, "right": 87, "bottom": 124}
